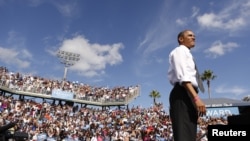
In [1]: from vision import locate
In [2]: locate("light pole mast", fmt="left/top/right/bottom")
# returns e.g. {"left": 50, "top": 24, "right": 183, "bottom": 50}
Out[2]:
{"left": 57, "top": 50, "right": 80, "bottom": 88}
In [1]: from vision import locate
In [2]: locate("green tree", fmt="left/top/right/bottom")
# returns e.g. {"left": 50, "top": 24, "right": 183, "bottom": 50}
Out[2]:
{"left": 242, "top": 95, "right": 250, "bottom": 102}
{"left": 201, "top": 70, "right": 216, "bottom": 99}
{"left": 149, "top": 90, "right": 161, "bottom": 105}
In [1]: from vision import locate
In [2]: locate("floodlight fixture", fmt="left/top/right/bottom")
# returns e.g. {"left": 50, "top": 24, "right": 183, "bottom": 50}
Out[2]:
{"left": 57, "top": 50, "right": 80, "bottom": 83}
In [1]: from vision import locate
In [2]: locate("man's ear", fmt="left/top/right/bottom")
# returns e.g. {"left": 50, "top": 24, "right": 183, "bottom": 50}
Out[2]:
{"left": 178, "top": 37, "right": 183, "bottom": 43}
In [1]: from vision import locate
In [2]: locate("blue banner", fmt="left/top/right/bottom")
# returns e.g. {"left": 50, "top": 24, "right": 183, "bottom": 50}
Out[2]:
{"left": 51, "top": 89, "right": 74, "bottom": 100}
{"left": 206, "top": 107, "right": 239, "bottom": 117}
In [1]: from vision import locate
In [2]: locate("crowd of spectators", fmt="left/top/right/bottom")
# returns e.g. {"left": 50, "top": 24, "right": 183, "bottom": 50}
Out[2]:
{"left": 0, "top": 94, "right": 229, "bottom": 141}
{"left": 0, "top": 66, "right": 230, "bottom": 141}
{"left": 0, "top": 66, "right": 140, "bottom": 105}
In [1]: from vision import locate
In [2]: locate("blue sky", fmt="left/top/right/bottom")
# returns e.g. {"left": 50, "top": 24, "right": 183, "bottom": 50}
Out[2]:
{"left": 0, "top": 0, "right": 250, "bottom": 110}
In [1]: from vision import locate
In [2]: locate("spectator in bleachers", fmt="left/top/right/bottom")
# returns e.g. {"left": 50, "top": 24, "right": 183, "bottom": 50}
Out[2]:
{"left": 0, "top": 66, "right": 232, "bottom": 141}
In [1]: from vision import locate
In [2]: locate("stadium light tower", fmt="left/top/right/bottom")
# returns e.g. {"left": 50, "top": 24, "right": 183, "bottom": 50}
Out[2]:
{"left": 57, "top": 50, "right": 80, "bottom": 87}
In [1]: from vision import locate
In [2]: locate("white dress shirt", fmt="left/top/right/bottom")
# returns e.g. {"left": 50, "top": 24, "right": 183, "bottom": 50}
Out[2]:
{"left": 168, "top": 45, "right": 198, "bottom": 87}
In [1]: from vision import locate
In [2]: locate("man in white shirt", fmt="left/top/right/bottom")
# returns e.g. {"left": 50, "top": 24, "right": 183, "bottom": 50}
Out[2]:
{"left": 167, "top": 29, "right": 206, "bottom": 141}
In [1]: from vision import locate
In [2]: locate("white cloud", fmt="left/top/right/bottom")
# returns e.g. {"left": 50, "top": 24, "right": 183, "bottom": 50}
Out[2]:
{"left": 138, "top": 1, "right": 178, "bottom": 57}
{"left": 197, "top": 13, "right": 245, "bottom": 30}
{"left": 216, "top": 85, "right": 248, "bottom": 96}
{"left": 53, "top": 1, "right": 78, "bottom": 17}
{"left": 57, "top": 35, "right": 124, "bottom": 77}
{"left": 0, "top": 31, "right": 32, "bottom": 69}
{"left": 20, "top": 49, "right": 33, "bottom": 59}
{"left": 0, "top": 47, "right": 30, "bottom": 68}
{"left": 197, "top": 0, "right": 250, "bottom": 31}
{"left": 204, "top": 40, "right": 239, "bottom": 58}
{"left": 176, "top": 18, "right": 186, "bottom": 26}
{"left": 191, "top": 6, "right": 199, "bottom": 18}
{"left": 175, "top": 6, "right": 199, "bottom": 26}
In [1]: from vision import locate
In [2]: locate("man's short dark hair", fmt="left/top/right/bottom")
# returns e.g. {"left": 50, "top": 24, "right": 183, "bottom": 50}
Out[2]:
{"left": 177, "top": 29, "right": 191, "bottom": 44}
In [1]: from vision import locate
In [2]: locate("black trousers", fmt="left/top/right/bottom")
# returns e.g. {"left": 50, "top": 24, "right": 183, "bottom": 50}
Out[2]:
{"left": 169, "top": 83, "right": 198, "bottom": 141}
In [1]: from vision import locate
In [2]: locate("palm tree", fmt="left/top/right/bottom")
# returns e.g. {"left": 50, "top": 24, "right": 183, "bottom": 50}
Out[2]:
{"left": 149, "top": 90, "right": 161, "bottom": 105}
{"left": 201, "top": 70, "right": 216, "bottom": 99}
{"left": 242, "top": 95, "right": 250, "bottom": 102}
